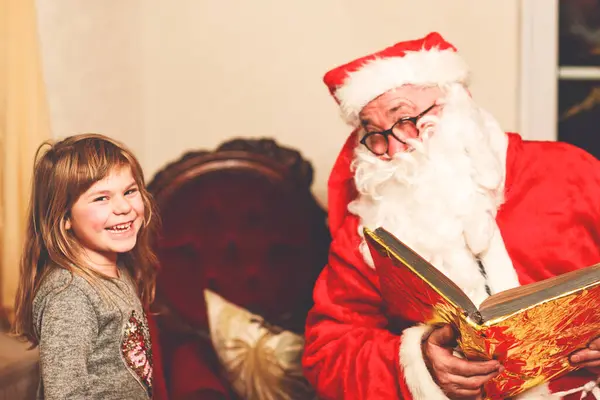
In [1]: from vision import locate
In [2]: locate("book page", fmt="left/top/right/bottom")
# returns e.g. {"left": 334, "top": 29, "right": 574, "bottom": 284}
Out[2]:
{"left": 479, "top": 263, "right": 600, "bottom": 322}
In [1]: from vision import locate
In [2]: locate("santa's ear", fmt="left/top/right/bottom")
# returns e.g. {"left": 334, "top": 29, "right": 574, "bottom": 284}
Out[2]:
{"left": 64, "top": 217, "right": 72, "bottom": 230}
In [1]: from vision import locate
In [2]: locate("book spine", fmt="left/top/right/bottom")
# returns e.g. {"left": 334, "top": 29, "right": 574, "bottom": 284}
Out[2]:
{"left": 425, "top": 302, "right": 489, "bottom": 359}
{"left": 457, "top": 319, "right": 491, "bottom": 360}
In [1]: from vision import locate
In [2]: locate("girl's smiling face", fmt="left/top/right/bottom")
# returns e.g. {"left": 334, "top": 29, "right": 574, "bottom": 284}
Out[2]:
{"left": 66, "top": 165, "right": 144, "bottom": 267}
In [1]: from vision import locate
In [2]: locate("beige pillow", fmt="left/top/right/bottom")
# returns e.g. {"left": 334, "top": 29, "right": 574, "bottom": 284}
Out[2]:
{"left": 204, "top": 289, "right": 316, "bottom": 400}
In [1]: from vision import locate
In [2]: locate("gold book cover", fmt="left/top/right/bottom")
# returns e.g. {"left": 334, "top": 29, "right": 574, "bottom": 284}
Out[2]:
{"left": 364, "top": 227, "right": 600, "bottom": 399}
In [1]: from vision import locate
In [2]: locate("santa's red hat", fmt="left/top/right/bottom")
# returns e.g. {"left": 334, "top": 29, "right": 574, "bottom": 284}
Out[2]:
{"left": 324, "top": 32, "right": 469, "bottom": 126}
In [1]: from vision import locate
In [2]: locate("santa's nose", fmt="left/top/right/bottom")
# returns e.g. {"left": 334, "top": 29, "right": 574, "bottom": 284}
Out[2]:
{"left": 387, "top": 136, "right": 408, "bottom": 156}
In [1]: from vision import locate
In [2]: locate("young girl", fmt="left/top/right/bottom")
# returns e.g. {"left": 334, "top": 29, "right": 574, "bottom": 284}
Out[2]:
{"left": 12, "top": 133, "right": 159, "bottom": 399}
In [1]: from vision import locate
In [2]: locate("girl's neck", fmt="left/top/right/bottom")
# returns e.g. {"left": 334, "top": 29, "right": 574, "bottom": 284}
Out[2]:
{"left": 80, "top": 250, "right": 120, "bottom": 278}
{"left": 90, "top": 262, "right": 120, "bottom": 278}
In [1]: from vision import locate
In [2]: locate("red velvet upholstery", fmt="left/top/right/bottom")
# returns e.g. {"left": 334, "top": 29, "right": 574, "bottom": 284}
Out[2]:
{"left": 148, "top": 139, "right": 330, "bottom": 400}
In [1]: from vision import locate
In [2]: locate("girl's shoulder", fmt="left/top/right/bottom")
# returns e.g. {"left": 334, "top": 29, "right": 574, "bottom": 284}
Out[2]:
{"left": 32, "top": 268, "right": 103, "bottom": 342}
{"left": 32, "top": 268, "right": 100, "bottom": 317}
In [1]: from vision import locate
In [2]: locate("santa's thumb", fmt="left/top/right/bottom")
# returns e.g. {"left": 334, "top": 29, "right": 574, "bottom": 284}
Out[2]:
{"left": 427, "top": 324, "right": 458, "bottom": 347}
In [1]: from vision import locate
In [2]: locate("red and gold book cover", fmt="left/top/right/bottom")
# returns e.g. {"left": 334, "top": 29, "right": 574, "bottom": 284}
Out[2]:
{"left": 365, "top": 228, "right": 600, "bottom": 399}
{"left": 463, "top": 287, "right": 600, "bottom": 399}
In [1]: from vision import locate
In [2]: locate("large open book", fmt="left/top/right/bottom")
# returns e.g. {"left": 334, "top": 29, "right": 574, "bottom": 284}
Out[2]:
{"left": 365, "top": 227, "right": 600, "bottom": 399}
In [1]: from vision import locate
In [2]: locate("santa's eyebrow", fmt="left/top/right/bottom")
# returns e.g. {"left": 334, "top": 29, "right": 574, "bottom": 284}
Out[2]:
{"left": 387, "top": 102, "right": 414, "bottom": 115}
{"left": 359, "top": 99, "right": 415, "bottom": 128}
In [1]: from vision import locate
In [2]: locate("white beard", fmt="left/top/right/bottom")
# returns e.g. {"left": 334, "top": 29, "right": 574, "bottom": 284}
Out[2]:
{"left": 350, "top": 84, "right": 509, "bottom": 307}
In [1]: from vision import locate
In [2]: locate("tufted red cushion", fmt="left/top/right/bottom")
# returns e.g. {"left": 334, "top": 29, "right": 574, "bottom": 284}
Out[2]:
{"left": 155, "top": 169, "right": 326, "bottom": 332}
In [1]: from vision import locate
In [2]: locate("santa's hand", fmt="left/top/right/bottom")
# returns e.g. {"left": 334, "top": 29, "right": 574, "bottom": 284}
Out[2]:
{"left": 570, "top": 336, "right": 600, "bottom": 372}
{"left": 423, "top": 324, "right": 503, "bottom": 399}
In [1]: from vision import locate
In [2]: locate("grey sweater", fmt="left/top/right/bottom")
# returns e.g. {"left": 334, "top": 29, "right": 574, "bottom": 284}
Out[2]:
{"left": 32, "top": 268, "right": 153, "bottom": 399}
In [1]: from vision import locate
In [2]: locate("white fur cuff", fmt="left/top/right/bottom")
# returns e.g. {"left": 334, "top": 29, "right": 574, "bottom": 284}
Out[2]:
{"left": 399, "top": 324, "right": 450, "bottom": 400}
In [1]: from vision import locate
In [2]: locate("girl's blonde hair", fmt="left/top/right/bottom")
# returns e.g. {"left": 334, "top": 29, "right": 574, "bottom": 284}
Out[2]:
{"left": 12, "top": 133, "right": 159, "bottom": 345}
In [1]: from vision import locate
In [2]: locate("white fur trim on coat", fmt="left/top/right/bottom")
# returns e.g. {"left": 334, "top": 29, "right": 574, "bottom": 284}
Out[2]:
{"left": 475, "top": 112, "right": 522, "bottom": 297}
{"left": 399, "top": 324, "right": 450, "bottom": 400}
{"left": 479, "top": 221, "right": 521, "bottom": 296}
{"left": 334, "top": 50, "right": 470, "bottom": 126}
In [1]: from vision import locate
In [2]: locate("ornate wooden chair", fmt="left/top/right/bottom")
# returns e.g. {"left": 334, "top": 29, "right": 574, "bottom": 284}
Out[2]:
{"left": 148, "top": 138, "right": 330, "bottom": 400}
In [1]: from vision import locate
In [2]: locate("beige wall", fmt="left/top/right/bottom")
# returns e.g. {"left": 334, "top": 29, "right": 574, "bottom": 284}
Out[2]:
{"left": 36, "top": 0, "right": 146, "bottom": 162}
{"left": 37, "top": 0, "right": 521, "bottom": 207}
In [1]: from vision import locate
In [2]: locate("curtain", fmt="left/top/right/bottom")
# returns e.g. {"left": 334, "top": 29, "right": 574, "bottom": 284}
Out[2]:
{"left": 0, "top": 0, "right": 51, "bottom": 317}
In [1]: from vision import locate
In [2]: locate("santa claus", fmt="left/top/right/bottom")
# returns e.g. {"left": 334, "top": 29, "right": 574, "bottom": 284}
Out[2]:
{"left": 302, "top": 32, "right": 600, "bottom": 399}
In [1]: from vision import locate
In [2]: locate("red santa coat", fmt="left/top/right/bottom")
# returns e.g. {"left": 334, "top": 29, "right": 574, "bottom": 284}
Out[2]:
{"left": 302, "top": 132, "right": 600, "bottom": 399}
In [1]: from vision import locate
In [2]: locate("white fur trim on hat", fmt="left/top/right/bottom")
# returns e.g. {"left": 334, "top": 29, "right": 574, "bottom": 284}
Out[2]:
{"left": 334, "top": 49, "right": 470, "bottom": 126}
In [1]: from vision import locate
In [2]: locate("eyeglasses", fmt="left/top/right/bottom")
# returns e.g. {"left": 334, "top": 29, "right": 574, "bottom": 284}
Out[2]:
{"left": 360, "top": 103, "right": 437, "bottom": 156}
